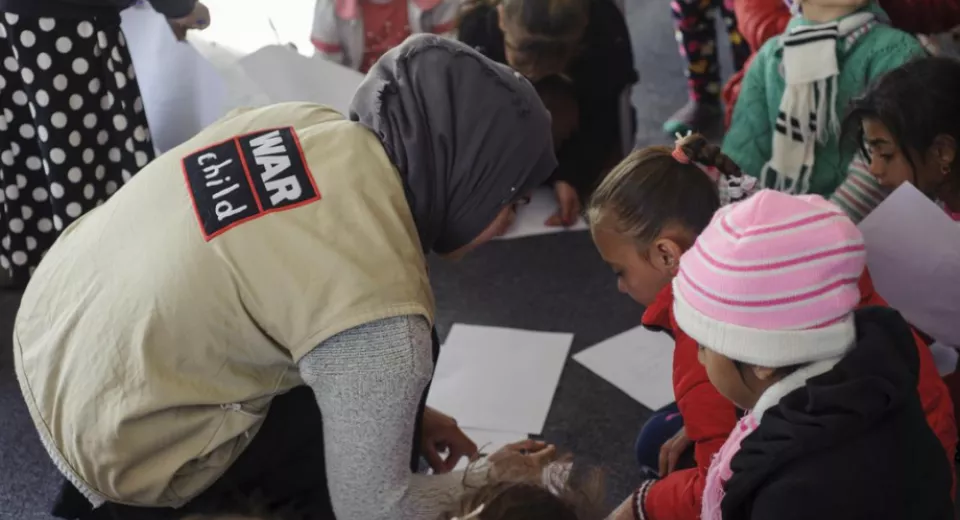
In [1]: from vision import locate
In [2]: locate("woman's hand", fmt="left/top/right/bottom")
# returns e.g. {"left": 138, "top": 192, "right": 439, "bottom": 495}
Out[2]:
{"left": 658, "top": 426, "right": 691, "bottom": 476}
{"left": 421, "top": 407, "right": 479, "bottom": 473}
{"left": 168, "top": 2, "right": 211, "bottom": 41}
{"left": 545, "top": 181, "right": 581, "bottom": 227}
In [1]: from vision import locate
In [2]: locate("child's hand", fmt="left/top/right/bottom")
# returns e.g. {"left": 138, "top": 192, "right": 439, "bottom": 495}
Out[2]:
{"left": 488, "top": 439, "right": 558, "bottom": 480}
{"left": 545, "top": 181, "right": 581, "bottom": 227}
{"left": 489, "top": 439, "right": 555, "bottom": 461}
{"left": 658, "top": 426, "right": 691, "bottom": 476}
{"left": 167, "top": 2, "right": 211, "bottom": 41}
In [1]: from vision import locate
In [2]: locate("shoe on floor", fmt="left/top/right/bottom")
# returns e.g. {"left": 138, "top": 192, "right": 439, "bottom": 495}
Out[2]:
{"left": 662, "top": 100, "right": 722, "bottom": 136}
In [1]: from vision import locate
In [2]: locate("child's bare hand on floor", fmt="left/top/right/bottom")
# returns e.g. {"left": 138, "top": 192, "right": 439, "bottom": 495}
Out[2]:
{"left": 488, "top": 439, "right": 558, "bottom": 480}
{"left": 546, "top": 181, "right": 581, "bottom": 227}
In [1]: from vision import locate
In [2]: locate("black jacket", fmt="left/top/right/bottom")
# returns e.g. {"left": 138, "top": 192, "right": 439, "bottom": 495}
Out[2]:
{"left": 722, "top": 307, "right": 955, "bottom": 520}
{"left": 457, "top": 0, "right": 637, "bottom": 197}
{"left": 0, "top": 0, "right": 195, "bottom": 19}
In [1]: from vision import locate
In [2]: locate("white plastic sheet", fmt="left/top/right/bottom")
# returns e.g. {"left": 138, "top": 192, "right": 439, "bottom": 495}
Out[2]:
{"left": 859, "top": 183, "right": 960, "bottom": 348}
{"left": 122, "top": 0, "right": 362, "bottom": 152}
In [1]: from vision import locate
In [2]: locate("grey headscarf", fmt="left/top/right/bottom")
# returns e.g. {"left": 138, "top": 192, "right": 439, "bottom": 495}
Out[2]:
{"left": 349, "top": 35, "right": 557, "bottom": 255}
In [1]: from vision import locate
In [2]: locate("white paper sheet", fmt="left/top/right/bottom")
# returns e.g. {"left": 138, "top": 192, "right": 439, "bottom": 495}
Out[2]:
{"left": 859, "top": 184, "right": 960, "bottom": 348}
{"left": 427, "top": 325, "right": 573, "bottom": 434}
{"left": 497, "top": 187, "right": 589, "bottom": 240}
{"left": 193, "top": 0, "right": 363, "bottom": 116}
{"left": 573, "top": 326, "right": 675, "bottom": 410}
{"left": 121, "top": 7, "right": 227, "bottom": 153}
{"left": 930, "top": 342, "right": 959, "bottom": 377}
{"left": 191, "top": 0, "right": 317, "bottom": 57}
{"left": 236, "top": 48, "right": 364, "bottom": 116}
{"left": 122, "top": 0, "right": 320, "bottom": 153}
{"left": 124, "top": 0, "right": 360, "bottom": 156}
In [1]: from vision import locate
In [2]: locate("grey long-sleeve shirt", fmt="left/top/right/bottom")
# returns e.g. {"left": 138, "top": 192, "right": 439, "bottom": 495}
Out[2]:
{"left": 298, "top": 315, "right": 480, "bottom": 520}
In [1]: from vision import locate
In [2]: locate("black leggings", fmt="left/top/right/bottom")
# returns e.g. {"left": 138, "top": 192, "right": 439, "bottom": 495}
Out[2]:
{"left": 53, "top": 330, "right": 441, "bottom": 520}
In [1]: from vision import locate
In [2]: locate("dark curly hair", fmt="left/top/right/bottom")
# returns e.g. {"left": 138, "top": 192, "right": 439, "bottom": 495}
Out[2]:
{"left": 843, "top": 55, "right": 960, "bottom": 194}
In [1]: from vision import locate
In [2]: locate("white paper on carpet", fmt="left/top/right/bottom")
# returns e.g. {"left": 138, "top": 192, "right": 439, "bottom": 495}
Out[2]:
{"left": 427, "top": 324, "right": 573, "bottom": 435}
{"left": 573, "top": 326, "right": 674, "bottom": 410}
{"left": 497, "top": 187, "right": 589, "bottom": 240}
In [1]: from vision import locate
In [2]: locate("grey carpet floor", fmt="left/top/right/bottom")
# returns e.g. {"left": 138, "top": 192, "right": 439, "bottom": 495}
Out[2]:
{"left": 0, "top": 0, "right": 727, "bottom": 516}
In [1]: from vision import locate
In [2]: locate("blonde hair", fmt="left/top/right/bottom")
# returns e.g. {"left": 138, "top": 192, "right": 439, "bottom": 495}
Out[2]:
{"left": 442, "top": 453, "right": 605, "bottom": 520}
{"left": 586, "top": 133, "right": 741, "bottom": 248}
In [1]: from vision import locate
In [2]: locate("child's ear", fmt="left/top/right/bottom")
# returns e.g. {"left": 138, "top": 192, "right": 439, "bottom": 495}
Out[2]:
{"left": 651, "top": 238, "right": 683, "bottom": 275}
{"left": 933, "top": 134, "right": 957, "bottom": 171}
{"left": 751, "top": 365, "right": 779, "bottom": 382}
{"left": 496, "top": 4, "right": 507, "bottom": 31}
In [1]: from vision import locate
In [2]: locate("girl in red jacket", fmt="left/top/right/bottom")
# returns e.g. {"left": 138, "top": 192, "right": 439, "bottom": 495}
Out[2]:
{"left": 586, "top": 134, "right": 956, "bottom": 520}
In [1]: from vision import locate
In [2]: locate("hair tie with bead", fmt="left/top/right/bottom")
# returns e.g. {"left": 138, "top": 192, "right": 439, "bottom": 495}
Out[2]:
{"left": 672, "top": 131, "right": 720, "bottom": 182}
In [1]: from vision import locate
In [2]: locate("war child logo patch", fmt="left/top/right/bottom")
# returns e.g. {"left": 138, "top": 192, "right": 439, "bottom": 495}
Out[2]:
{"left": 181, "top": 127, "right": 320, "bottom": 240}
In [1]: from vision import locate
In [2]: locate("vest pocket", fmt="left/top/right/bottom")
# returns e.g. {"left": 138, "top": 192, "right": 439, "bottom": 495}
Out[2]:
{"left": 167, "top": 396, "right": 273, "bottom": 502}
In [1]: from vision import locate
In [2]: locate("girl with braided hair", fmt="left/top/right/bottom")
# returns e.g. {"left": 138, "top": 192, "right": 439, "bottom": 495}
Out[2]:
{"left": 587, "top": 133, "right": 956, "bottom": 520}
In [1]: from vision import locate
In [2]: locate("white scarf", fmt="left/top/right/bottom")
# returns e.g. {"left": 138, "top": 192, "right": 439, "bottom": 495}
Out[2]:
{"left": 761, "top": 12, "right": 877, "bottom": 193}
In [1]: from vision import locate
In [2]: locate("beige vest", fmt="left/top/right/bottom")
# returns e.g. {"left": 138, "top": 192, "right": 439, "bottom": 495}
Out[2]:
{"left": 13, "top": 103, "right": 435, "bottom": 508}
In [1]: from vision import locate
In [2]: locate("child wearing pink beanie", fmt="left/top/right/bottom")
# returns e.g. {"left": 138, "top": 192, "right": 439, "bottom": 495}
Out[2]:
{"left": 675, "top": 190, "right": 953, "bottom": 520}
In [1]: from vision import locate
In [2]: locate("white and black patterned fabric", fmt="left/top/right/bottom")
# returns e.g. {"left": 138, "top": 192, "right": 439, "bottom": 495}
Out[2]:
{"left": 760, "top": 12, "right": 876, "bottom": 194}
{"left": 0, "top": 10, "right": 154, "bottom": 286}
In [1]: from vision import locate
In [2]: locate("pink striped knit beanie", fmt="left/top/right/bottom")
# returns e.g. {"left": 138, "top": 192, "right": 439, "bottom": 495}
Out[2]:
{"left": 673, "top": 190, "right": 866, "bottom": 367}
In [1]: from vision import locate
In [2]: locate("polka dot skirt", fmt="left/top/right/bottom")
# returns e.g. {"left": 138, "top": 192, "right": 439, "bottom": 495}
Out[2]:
{"left": 0, "top": 11, "right": 154, "bottom": 286}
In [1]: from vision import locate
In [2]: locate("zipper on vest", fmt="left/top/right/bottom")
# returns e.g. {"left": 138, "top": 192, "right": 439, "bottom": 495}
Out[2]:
{"left": 220, "top": 403, "right": 263, "bottom": 418}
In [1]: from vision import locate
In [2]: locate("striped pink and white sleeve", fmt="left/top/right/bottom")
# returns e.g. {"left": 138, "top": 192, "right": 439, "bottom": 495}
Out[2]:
{"left": 829, "top": 156, "right": 888, "bottom": 224}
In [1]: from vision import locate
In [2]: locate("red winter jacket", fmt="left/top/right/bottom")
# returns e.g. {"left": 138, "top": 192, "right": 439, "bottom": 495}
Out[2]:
{"left": 638, "top": 269, "right": 956, "bottom": 520}
{"left": 721, "top": 0, "right": 960, "bottom": 128}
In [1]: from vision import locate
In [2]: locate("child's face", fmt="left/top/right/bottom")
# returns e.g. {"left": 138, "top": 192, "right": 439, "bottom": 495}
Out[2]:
{"left": 863, "top": 118, "right": 956, "bottom": 199}
{"left": 590, "top": 222, "right": 680, "bottom": 306}
{"left": 697, "top": 346, "right": 777, "bottom": 411}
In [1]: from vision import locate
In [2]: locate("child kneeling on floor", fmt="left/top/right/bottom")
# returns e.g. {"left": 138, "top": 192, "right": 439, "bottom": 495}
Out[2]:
{"left": 679, "top": 190, "right": 954, "bottom": 519}
{"left": 591, "top": 135, "right": 956, "bottom": 520}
